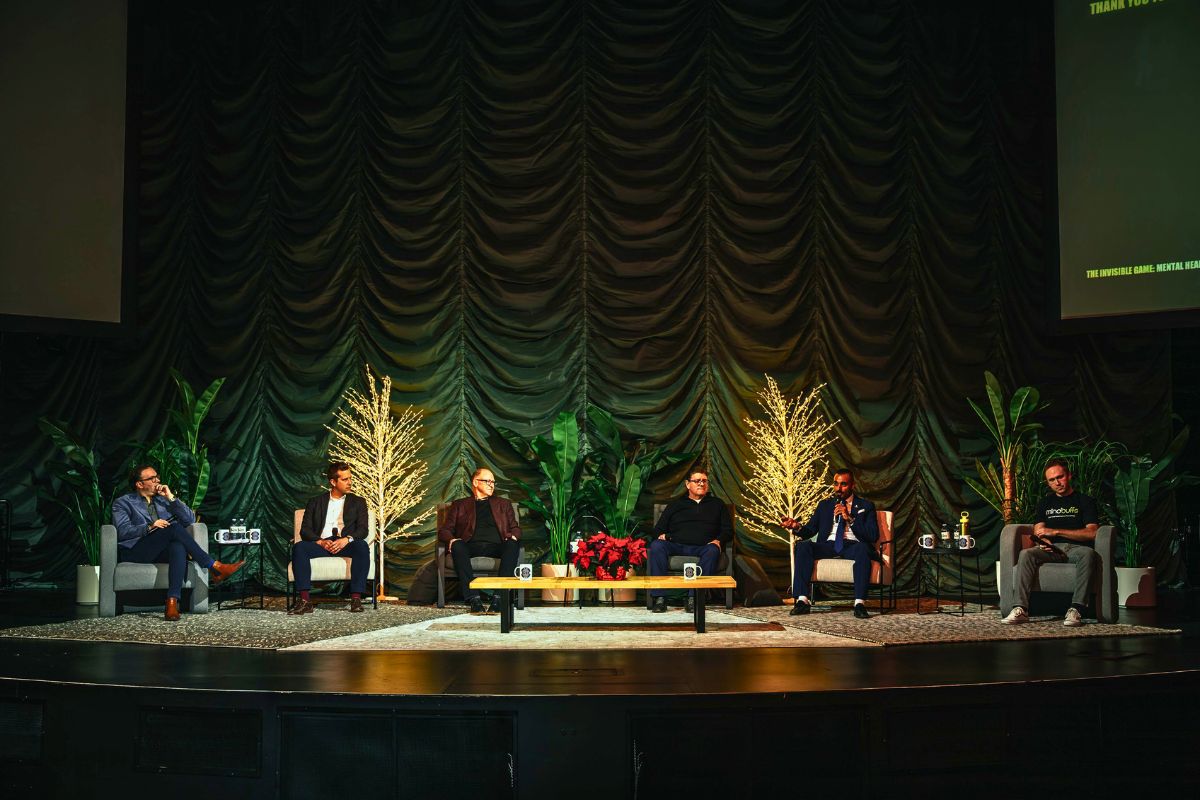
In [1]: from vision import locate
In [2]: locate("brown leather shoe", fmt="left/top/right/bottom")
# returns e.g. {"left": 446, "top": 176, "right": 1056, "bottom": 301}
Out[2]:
{"left": 288, "top": 599, "right": 316, "bottom": 616}
{"left": 210, "top": 560, "right": 245, "bottom": 584}
{"left": 349, "top": 597, "right": 364, "bottom": 613}
{"left": 164, "top": 597, "right": 181, "bottom": 621}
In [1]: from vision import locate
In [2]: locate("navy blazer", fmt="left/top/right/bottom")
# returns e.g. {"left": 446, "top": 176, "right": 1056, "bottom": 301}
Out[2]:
{"left": 111, "top": 492, "right": 197, "bottom": 549}
{"left": 298, "top": 492, "right": 369, "bottom": 542}
{"left": 798, "top": 495, "right": 879, "bottom": 546}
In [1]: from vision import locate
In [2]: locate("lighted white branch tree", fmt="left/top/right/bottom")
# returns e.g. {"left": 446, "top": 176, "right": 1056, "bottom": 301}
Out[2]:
{"left": 741, "top": 375, "right": 839, "bottom": 579}
{"left": 327, "top": 365, "right": 433, "bottom": 601}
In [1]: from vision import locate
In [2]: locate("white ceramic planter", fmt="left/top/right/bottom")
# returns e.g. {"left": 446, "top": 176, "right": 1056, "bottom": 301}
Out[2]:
{"left": 540, "top": 563, "right": 574, "bottom": 602}
{"left": 1116, "top": 565, "right": 1156, "bottom": 608}
{"left": 76, "top": 564, "right": 99, "bottom": 605}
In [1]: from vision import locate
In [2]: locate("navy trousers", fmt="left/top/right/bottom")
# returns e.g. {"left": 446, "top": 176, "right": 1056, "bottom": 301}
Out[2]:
{"left": 451, "top": 539, "right": 520, "bottom": 600}
{"left": 118, "top": 522, "right": 215, "bottom": 600}
{"left": 792, "top": 538, "right": 873, "bottom": 600}
{"left": 648, "top": 539, "right": 721, "bottom": 598}
{"left": 291, "top": 538, "right": 370, "bottom": 595}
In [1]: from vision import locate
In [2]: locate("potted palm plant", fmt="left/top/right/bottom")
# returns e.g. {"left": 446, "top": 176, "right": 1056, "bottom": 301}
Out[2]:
{"left": 37, "top": 419, "right": 111, "bottom": 604}
{"left": 1111, "top": 425, "right": 1197, "bottom": 608}
{"left": 499, "top": 411, "right": 588, "bottom": 601}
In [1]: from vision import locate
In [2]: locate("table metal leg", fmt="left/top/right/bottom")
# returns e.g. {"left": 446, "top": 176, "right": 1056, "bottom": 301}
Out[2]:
{"left": 694, "top": 598, "right": 706, "bottom": 633}
{"left": 500, "top": 589, "right": 513, "bottom": 633}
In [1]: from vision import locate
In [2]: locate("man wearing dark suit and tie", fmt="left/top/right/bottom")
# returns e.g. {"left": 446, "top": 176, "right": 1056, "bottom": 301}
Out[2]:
{"left": 437, "top": 467, "right": 521, "bottom": 613}
{"left": 288, "top": 462, "right": 371, "bottom": 615}
{"left": 781, "top": 469, "right": 879, "bottom": 619}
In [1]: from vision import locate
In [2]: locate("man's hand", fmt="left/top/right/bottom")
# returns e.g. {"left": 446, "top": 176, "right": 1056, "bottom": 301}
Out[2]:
{"left": 708, "top": 539, "right": 721, "bottom": 550}
{"left": 448, "top": 538, "right": 461, "bottom": 553}
{"left": 780, "top": 517, "right": 799, "bottom": 530}
{"left": 156, "top": 483, "right": 175, "bottom": 502}
{"left": 149, "top": 518, "right": 171, "bottom": 530}
{"left": 834, "top": 501, "right": 852, "bottom": 521}
{"left": 319, "top": 538, "right": 349, "bottom": 554}
{"left": 657, "top": 534, "right": 666, "bottom": 541}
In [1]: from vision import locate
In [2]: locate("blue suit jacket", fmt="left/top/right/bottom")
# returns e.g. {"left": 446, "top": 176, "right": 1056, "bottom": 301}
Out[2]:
{"left": 111, "top": 492, "right": 197, "bottom": 549}
{"left": 798, "top": 495, "right": 879, "bottom": 546}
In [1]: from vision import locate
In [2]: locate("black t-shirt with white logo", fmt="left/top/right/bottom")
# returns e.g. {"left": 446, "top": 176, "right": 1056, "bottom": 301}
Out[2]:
{"left": 1035, "top": 491, "right": 1099, "bottom": 546}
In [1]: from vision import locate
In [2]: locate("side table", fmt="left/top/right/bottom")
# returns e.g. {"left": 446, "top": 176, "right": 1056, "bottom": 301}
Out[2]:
{"left": 916, "top": 546, "right": 983, "bottom": 615}
{"left": 209, "top": 535, "right": 265, "bottom": 610}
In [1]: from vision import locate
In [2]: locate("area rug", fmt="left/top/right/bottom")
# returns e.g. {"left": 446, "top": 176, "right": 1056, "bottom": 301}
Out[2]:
{"left": 0, "top": 602, "right": 1180, "bottom": 651}
{"left": 726, "top": 605, "right": 1182, "bottom": 647}
{"left": 0, "top": 603, "right": 460, "bottom": 650}
{"left": 281, "top": 606, "right": 866, "bottom": 651}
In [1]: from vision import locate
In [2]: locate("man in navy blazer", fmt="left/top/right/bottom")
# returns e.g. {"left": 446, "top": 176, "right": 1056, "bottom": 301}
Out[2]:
{"left": 289, "top": 462, "right": 371, "bottom": 615}
{"left": 781, "top": 469, "right": 879, "bottom": 619}
{"left": 436, "top": 467, "right": 521, "bottom": 613}
{"left": 111, "top": 463, "right": 243, "bottom": 620}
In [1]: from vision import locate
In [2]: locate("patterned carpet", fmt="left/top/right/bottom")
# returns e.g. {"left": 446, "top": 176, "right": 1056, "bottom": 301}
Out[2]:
{"left": 0, "top": 600, "right": 460, "bottom": 649}
{"left": 0, "top": 599, "right": 1180, "bottom": 651}
{"left": 725, "top": 604, "right": 1181, "bottom": 647}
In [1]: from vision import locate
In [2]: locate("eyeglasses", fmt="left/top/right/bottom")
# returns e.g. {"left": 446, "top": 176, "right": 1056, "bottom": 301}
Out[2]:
{"left": 475, "top": 478, "right": 496, "bottom": 486}
{"left": 687, "top": 478, "right": 708, "bottom": 485}
{"left": 139, "top": 475, "right": 161, "bottom": 483}
{"left": 833, "top": 481, "right": 852, "bottom": 487}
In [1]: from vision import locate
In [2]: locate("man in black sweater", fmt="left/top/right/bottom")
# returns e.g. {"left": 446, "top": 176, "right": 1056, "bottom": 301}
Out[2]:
{"left": 648, "top": 468, "right": 733, "bottom": 613}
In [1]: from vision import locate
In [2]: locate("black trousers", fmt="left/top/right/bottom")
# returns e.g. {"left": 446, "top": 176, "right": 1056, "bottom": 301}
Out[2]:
{"left": 451, "top": 539, "right": 520, "bottom": 600}
{"left": 118, "top": 523, "right": 214, "bottom": 600}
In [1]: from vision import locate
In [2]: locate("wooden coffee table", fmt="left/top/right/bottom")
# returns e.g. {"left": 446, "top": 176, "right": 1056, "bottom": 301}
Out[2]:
{"left": 469, "top": 576, "right": 738, "bottom": 633}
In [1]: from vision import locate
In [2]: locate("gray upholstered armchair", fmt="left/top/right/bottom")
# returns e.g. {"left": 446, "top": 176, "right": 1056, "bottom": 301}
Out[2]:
{"left": 99, "top": 523, "right": 210, "bottom": 617}
{"left": 998, "top": 523, "right": 1117, "bottom": 623}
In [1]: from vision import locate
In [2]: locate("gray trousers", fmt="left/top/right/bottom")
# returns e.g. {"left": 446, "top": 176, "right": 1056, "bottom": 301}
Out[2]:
{"left": 1013, "top": 542, "right": 1100, "bottom": 610}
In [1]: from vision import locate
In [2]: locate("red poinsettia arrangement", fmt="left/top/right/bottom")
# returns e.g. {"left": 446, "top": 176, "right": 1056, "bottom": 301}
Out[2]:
{"left": 570, "top": 533, "right": 648, "bottom": 581}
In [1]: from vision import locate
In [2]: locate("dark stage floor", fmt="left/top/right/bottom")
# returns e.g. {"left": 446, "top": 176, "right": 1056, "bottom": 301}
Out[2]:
{"left": 2, "top": 588, "right": 1200, "bottom": 798}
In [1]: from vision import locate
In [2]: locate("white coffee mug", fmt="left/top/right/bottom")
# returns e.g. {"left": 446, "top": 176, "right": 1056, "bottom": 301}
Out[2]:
{"left": 682, "top": 562, "right": 703, "bottom": 580}
{"left": 513, "top": 563, "right": 533, "bottom": 581}
{"left": 918, "top": 533, "right": 935, "bottom": 549}
{"left": 956, "top": 535, "right": 976, "bottom": 550}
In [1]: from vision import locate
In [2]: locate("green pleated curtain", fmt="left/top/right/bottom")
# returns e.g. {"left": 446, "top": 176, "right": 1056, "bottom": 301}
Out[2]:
{"left": 0, "top": 0, "right": 1178, "bottom": 597}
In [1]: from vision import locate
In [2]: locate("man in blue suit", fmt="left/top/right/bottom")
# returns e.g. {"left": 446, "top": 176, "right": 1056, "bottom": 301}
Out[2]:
{"left": 781, "top": 469, "right": 879, "bottom": 619}
{"left": 111, "top": 463, "right": 243, "bottom": 620}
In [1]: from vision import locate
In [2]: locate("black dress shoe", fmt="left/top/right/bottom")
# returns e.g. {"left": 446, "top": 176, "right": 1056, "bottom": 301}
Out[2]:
{"left": 790, "top": 599, "right": 811, "bottom": 616}
{"left": 651, "top": 596, "right": 667, "bottom": 613}
{"left": 853, "top": 603, "right": 870, "bottom": 619}
{"left": 469, "top": 596, "right": 485, "bottom": 613}
{"left": 685, "top": 596, "right": 695, "bottom": 614}
{"left": 487, "top": 594, "right": 502, "bottom": 613}
{"left": 348, "top": 597, "right": 364, "bottom": 613}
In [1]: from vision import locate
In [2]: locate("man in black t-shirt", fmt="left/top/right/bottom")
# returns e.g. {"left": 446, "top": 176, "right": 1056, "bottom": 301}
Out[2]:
{"left": 1002, "top": 458, "right": 1101, "bottom": 627}
{"left": 648, "top": 468, "right": 734, "bottom": 614}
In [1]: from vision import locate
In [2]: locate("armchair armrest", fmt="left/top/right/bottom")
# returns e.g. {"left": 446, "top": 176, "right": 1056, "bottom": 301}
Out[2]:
{"left": 998, "top": 524, "right": 1033, "bottom": 615}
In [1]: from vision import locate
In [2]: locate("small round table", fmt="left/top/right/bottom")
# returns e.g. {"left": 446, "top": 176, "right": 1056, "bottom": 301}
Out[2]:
{"left": 916, "top": 546, "right": 984, "bottom": 615}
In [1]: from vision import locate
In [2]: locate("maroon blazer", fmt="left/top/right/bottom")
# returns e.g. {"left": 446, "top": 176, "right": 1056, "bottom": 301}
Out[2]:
{"left": 436, "top": 495, "right": 521, "bottom": 545}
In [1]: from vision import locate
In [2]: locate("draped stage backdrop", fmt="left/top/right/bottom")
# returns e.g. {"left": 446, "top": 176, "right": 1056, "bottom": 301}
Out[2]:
{"left": 0, "top": 0, "right": 1182, "bottom": 597}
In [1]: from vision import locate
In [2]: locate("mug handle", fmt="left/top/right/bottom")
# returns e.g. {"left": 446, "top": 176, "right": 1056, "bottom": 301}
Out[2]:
{"left": 694, "top": 566, "right": 703, "bottom": 577}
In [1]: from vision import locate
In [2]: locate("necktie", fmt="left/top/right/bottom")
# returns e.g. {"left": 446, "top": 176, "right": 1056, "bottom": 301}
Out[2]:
{"left": 833, "top": 501, "right": 846, "bottom": 554}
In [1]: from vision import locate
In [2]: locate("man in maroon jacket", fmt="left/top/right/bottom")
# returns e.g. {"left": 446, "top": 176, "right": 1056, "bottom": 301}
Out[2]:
{"left": 437, "top": 467, "right": 521, "bottom": 613}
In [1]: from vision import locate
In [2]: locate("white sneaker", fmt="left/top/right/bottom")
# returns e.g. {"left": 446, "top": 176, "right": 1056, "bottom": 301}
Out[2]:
{"left": 1001, "top": 607, "right": 1028, "bottom": 624}
{"left": 1063, "top": 607, "right": 1083, "bottom": 627}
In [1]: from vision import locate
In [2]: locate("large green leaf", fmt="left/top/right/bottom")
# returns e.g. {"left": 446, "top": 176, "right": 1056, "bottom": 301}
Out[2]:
{"left": 550, "top": 411, "right": 579, "bottom": 480}
{"left": 967, "top": 398, "right": 1001, "bottom": 445}
{"left": 585, "top": 404, "right": 623, "bottom": 463}
{"left": 984, "top": 371, "right": 1007, "bottom": 439}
